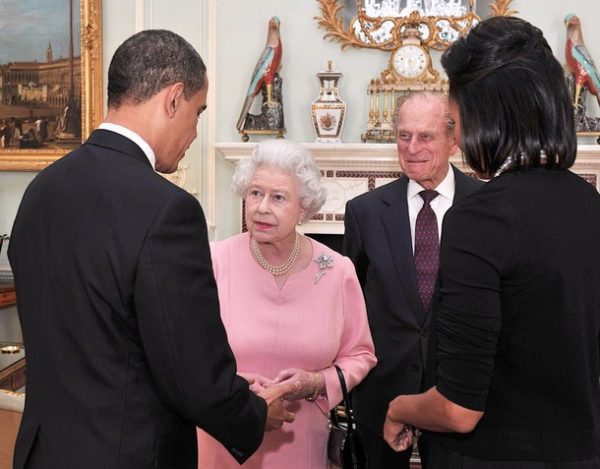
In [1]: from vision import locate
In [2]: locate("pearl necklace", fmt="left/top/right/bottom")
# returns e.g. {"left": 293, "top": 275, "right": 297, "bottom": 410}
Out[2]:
{"left": 251, "top": 232, "right": 301, "bottom": 276}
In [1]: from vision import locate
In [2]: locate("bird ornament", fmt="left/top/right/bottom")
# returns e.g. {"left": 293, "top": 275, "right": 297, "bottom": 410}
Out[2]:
{"left": 564, "top": 13, "right": 600, "bottom": 108}
{"left": 236, "top": 16, "right": 282, "bottom": 131}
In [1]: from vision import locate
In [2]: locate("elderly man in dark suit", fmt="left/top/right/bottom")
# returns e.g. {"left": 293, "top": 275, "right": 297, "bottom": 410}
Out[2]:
{"left": 8, "top": 29, "right": 296, "bottom": 469}
{"left": 343, "top": 91, "right": 482, "bottom": 469}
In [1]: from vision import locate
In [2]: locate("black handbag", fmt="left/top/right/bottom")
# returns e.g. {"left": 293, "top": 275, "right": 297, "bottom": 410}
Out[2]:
{"left": 327, "top": 365, "right": 367, "bottom": 469}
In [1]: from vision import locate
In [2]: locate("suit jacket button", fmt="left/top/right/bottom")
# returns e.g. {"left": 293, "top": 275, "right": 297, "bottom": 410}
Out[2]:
{"left": 230, "top": 447, "right": 244, "bottom": 459}
{"left": 411, "top": 364, "right": 419, "bottom": 372}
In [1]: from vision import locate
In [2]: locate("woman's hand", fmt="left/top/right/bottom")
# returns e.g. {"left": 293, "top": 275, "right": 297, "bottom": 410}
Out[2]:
{"left": 272, "top": 368, "right": 323, "bottom": 402}
{"left": 238, "top": 372, "right": 274, "bottom": 394}
{"left": 383, "top": 417, "right": 415, "bottom": 452}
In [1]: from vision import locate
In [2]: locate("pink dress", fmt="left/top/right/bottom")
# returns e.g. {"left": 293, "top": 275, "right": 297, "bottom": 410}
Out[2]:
{"left": 197, "top": 232, "right": 376, "bottom": 469}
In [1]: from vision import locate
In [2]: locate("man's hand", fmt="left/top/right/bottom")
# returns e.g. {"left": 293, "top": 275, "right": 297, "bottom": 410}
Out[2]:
{"left": 259, "top": 380, "right": 298, "bottom": 431}
{"left": 383, "top": 416, "right": 414, "bottom": 452}
{"left": 238, "top": 372, "right": 273, "bottom": 394}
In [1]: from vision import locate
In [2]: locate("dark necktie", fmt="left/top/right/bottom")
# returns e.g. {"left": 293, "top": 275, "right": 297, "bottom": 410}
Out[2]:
{"left": 414, "top": 190, "right": 439, "bottom": 313}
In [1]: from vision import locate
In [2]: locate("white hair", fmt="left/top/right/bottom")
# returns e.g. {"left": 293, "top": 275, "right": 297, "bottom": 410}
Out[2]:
{"left": 231, "top": 140, "right": 327, "bottom": 222}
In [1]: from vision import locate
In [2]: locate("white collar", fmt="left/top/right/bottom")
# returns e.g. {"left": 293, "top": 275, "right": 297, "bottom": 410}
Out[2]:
{"left": 97, "top": 122, "right": 156, "bottom": 170}
{"left": 407, "top": 164, "right": 455, "bottom": 201}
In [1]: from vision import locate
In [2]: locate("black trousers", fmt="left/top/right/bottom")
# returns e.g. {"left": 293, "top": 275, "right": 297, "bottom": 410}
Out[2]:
{"left": 358, "top": 424, "right": 430, "bottom": 469}
{"left": 427, "top": 442, "right": 600, "bottom": 469}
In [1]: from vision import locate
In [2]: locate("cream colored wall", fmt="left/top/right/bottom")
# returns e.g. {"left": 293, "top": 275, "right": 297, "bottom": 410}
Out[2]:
{"left": 213, "top": 0, "right": 600, "bottom": 239}
{"left": 1, "top": 0, "right": 599, "bottom": 267}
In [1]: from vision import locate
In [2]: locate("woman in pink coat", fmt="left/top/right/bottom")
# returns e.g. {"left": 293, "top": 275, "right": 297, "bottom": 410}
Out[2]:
{"left": 197, "top": 140, "right": 376, "bottom": 469}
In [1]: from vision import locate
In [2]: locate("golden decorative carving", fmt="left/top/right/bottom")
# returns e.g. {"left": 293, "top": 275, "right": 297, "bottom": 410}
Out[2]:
{"left": 316, "top": 0, "right": 484, "bottom": 52}
{"left": 361, "top": 79, "right": 449, "bottom": 143}
{"left": 489, "top": 0, "right": 518, "bottom": 17}
{"left": 315, "top": 1, "right": 514, "bottom": 143}
{"left": 315, "top": 1, "right": 515, "bottom": 52}
{"left": 81, "top": 0, "right": 103, "bottom": 146}
{"left": 160, "top": 164, "right": 188, "bottom": 189}
{"left": 0, "top": 0, "right": 103, "bottom": 172}
{"left": 315, "top": 0, "right": 367, "bottom": 50}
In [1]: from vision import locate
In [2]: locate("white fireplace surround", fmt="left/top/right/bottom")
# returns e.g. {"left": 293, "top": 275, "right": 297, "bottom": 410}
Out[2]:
{"left": 216, "top": 142, "right": 600, "bottom": 235}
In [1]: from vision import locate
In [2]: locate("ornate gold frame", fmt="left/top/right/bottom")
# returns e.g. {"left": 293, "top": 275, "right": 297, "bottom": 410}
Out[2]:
{"left": 315, "top": 0, "right": 516, "bottom": 144}
{"left": 316, "top": 0, "right": 516, "bottom": 51}
{"left": 0, "top": 0, "right": 103, "bottom": 172}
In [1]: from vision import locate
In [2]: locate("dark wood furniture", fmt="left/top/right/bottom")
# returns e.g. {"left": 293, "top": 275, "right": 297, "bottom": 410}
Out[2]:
{"left": 0, "top": 345, "right": 25, "bottom": 392}
{"left": 0, "top": 280, "right": 16, "bottom": 308}
{"left": 0, "top": 275, "right": 24, "bottom": 392}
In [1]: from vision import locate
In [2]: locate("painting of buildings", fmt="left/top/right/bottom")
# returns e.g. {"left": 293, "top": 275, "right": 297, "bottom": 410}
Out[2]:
{"left": 0, "top": 0, "right": 81, "bottom": 150}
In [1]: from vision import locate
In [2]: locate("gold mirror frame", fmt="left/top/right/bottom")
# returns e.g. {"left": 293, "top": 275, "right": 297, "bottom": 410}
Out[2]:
{"left": 316, "top": 0, "right": 516, "bottom": 51}
{"left": 0, "top": 0, "right": 103, "bottom": 172}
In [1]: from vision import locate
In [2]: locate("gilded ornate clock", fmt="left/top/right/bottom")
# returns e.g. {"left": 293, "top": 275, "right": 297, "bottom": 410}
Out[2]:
{"left": 387, "top": 26, "right": 437, "bottom": 83}
{"left": 315, "top": 0, "right": 517, "bottom": 142}
{"left": 391, "top": 42, "right": 429, "bottom": 80}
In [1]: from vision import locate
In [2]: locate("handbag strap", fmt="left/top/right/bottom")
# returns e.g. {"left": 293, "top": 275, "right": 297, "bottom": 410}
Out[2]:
{"left": 334, "top": 365, "right": 357, "bottom": 434}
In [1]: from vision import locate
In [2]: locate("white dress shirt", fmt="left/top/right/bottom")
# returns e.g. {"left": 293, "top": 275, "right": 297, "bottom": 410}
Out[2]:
{"left": 407, "top": 165, "right": 455, "bottom": 252}
{"left": 97, "top": 122, "right": 156, "bottom": 170}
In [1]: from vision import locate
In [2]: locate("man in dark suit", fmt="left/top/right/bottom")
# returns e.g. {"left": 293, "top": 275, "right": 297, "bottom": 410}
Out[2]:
{"left": 8, "top": 30, "right": 296, "bottom": 469}
{"left": 342, "top": 91, "right": 482, "bottom": 469}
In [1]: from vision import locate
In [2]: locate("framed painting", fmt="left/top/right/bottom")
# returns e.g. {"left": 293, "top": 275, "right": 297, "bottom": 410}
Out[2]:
{"left": 0, "top": 0, "right": 103, "bottom": 171}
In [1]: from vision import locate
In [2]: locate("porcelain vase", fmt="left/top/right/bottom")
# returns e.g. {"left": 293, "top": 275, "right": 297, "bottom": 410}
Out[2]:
{"left": 311, "top": 61, "right": 347, "bottom": 143}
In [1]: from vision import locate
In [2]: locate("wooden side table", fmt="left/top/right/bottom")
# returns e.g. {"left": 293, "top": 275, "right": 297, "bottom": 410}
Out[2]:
{"left": 0, "top": 345, "right": 25, "bottom": 392}
{"left": 0, "top": 280, "right": 15, "bottom": 308}
{"left": 0, "top": 276, "right": 24, "bottom": 392}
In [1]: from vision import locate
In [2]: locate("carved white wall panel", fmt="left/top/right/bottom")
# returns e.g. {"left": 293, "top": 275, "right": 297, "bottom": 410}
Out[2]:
{"left": 216, "top": 142, "right": 600, "bottom": 235}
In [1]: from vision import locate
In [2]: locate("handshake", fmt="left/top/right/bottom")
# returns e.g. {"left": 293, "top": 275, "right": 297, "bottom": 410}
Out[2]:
{"left": 241, "top": 368, "right": 324, "bottom": 431}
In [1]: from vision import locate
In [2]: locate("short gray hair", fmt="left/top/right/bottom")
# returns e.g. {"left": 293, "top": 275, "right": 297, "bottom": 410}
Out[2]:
{"left": 393, "top": 91, "right": 455, "bottom": 137}
{"left": 232, "top": 140, "right": 327, "bottom": 222}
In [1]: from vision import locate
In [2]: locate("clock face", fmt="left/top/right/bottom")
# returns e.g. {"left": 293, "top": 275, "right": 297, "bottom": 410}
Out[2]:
{"left": 392, "top": 44, "right": 429, "bottom": 79}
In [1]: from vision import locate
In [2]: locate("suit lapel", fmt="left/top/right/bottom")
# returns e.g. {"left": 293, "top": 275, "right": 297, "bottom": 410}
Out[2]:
{"left": 380, "top": 177, "right": 425, "bottom": 325}
{"left": 421, "top": 166, "right": 481, "bottom": 329}
{"left": 452, "top": 165, "right": 476, "bottom": 202}
{"left": 379, "top": 168, "right": 480, "bottom": 328}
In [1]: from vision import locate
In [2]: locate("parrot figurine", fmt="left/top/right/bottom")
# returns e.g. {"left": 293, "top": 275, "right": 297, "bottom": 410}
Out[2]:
{"left": 564, "top": 13, "right": 600, "bottom": 108}
{"left": 236, "top": 16, "right": 282, "bottom": 132}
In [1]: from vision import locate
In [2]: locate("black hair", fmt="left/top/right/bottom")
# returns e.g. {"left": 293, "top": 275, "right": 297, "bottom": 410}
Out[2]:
{"left": 107, "top": 29, "right": 206, "bottom": 108}
{"left": 441, "top": 16, "right": 576, "bottom": 178}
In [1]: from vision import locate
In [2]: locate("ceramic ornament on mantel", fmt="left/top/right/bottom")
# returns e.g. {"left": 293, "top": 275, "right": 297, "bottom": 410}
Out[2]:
{"left": 311, "top": 61, "right": 347, "bottom": 143}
